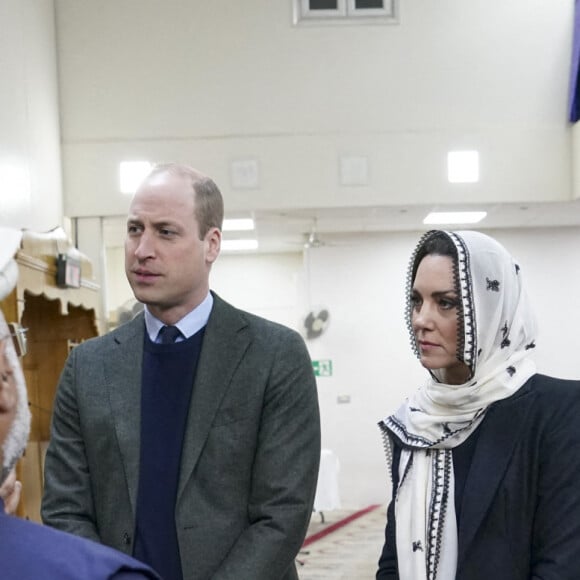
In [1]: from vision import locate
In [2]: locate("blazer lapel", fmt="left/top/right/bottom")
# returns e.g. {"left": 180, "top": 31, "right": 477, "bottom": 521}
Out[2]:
{"left": 105, "top": 314, "right": 145, "bottom": 516}
{"left": 457, "top": 384, "right": 536, "bottom": 568}
{"left": 177, "top": 294, "right": 251, "bottom": 500}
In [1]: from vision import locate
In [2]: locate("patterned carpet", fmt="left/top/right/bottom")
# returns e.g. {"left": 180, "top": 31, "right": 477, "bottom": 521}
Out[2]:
{"left": 297, "top": 505, "right": 387, "bottom": 579}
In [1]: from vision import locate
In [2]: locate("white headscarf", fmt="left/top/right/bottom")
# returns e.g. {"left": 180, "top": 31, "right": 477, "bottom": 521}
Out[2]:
{"left": 380, "top": 230, "right": 537, "bottom": 580}
{"left": 0, "top": 227, "right": 31, "bottom": 485}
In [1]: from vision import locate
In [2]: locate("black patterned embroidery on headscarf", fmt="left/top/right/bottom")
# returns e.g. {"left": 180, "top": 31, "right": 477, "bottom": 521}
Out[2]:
{"left": 446, "top": 232, "right": 477, "bottom": 373}
{"left": 500, "top": 322, "right": 511, "bottom": 349}
{"left": 506, "top": 366, "right": 516, "bottom": 376}
{"left": 486, "top": 277, "right": 500, "bottom": 291}
{"left": 426, "top": 450, "right": 452, "bottom": 580}
{"left": 382, "top": 408, "right": 487, "bottom": 450}
{"left": 386, "top": 415, "right": 434, "bottom": 447}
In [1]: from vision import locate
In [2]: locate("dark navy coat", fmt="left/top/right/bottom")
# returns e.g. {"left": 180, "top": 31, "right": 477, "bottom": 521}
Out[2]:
{"left": 377, "top": 374, "right": 580, "bottom": 580}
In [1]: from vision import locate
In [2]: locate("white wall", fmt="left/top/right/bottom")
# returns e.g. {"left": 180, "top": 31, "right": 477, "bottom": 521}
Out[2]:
{"left": 211, "top": 253, "right": 304, "bottom": 331}
{"left": 0, "top": 0, "right": 63, "bottom": 232}
{"left": 55, "top": 0, "right": 574, "bottom": 219}
{"left": 105, "top": 245, "right": 134, "bottom": 323}
{"left": 104, "top": 225, "right": 580, "bottom": 508}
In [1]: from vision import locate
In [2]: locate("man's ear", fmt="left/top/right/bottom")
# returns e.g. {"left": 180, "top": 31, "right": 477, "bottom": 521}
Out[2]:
{"left": 205, "top": 227, "right": 221, "bottom": 264}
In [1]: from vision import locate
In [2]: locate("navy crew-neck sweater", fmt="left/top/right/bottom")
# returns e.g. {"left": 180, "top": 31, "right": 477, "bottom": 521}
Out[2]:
{"left": 133, "top": 328, "right": 205, "bottom": 580}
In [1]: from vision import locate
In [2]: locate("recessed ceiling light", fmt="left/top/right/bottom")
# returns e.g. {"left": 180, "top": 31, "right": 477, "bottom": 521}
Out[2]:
{"left": 447, "top": 150, "right": 479, "bottom": 183}
{"left": 423, "top": 211, "right": 487, "bottom": 225}
{"left": 119, "top": 161, "right": 152, "bottom": 194}
{"left": 222, "top": 218, "right": 255, "bottom": 231}
{"left": 221, "top": 239, "right": 259, "bottom": 251}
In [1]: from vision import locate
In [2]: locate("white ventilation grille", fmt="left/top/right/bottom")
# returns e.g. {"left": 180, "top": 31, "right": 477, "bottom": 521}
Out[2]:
{"left": 294, "top": 0, "right": 398, "bottom": 25}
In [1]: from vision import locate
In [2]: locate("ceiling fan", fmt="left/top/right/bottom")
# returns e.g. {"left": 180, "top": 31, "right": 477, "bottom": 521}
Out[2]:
{"left": 303, "top": 217, "right": 336, "bottom": 250}
{"left": 304, "top": 223, "right": 325, "bottom": 249}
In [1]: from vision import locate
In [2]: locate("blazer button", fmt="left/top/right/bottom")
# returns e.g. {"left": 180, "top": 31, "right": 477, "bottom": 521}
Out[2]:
{"left": 123, "top": 532, "right": 131, "bottom": 545}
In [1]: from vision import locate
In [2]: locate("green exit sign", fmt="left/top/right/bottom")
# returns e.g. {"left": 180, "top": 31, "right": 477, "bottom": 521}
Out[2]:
{"left": 312, "top": 359, "right": 333, "bottom": 377}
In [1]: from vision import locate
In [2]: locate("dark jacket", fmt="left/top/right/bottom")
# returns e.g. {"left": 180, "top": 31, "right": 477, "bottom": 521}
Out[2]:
{"left": 377, "top": 373, "right": 580, "bottom": 580}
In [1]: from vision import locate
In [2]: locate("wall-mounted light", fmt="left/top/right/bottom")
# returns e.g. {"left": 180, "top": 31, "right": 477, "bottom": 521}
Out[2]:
{"left": 423, "top": 211, "right": 487, "bottom": 225}
{"left": 119, "top": 161, "right": 152, "bottom": 194}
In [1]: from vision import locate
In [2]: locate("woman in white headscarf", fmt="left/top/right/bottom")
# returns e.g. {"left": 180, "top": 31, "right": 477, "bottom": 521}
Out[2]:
{"left": 376, "top": 230, "right": 580, "bottom": 580}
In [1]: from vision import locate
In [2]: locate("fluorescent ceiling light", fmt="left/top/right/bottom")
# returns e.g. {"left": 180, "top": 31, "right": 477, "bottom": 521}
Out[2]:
{"left": 447, "top": 150, "right": 479, "bottom": 183}
{"left": 221, "top": 239, "right": 259, "bottom": 251}
{"left": 223, "top": 218, "right": 255, "bottom": 231}
{"left": 120, "top": 161, "right": 152, "bottom": 194}
{"left": 423, "top": 211, "right": 487, "bottom": 225}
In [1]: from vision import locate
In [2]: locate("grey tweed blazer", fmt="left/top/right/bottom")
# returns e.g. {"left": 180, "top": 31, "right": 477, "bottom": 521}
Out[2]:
{"left": 42, "top": 292, "right": 321, "bottom": 580}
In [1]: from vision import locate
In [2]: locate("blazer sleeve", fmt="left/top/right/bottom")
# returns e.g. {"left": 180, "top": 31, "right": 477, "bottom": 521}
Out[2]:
{"left": 376, "top": 442, "right": 400, "bottom": 579}
{"left": 41, "top": 347, "right": 101, "bottom": 542}
{"left": 212, "top": 328, "right": 321, "bottom": 580}
{"left": 530, "top": 380, "right": 580, "bottom": 579}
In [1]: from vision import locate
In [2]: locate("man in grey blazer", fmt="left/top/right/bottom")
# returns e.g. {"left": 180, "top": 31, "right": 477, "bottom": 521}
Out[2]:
{"left": 41, "top": 163, "right": 321, "bottom": 580}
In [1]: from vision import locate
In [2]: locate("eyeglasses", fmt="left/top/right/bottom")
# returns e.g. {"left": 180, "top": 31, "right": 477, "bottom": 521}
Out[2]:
{"left": 0, "top": 324, "right": 28, "bottom": 357}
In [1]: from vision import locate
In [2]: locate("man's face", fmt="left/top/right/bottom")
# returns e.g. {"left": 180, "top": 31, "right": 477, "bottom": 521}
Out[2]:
{"left": 124, "top": 172, "right": 221, "bottom": 325}
{"left": 0, "top": 316, "right": 31, "bottom": 485}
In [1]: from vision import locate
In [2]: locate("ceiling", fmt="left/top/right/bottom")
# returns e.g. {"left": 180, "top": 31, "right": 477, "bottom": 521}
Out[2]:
{"left": 102, "top": 198, "right": 580, "bottom": 254}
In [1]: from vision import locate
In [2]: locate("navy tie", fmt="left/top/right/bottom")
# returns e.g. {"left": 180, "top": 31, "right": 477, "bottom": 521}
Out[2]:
{"left": 157, "top": 325, "right": 183, "bottom": 344}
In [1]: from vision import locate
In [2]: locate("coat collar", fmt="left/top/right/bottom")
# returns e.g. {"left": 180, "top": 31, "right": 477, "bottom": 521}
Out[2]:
{"left": 176, "top": 293, "right": 250, "bottom": 501}
{"left": 106, "top": 314, "right": 145, "bottom": 515}
{"left": 106, "top": 293, "right": 250, "bottom": 513}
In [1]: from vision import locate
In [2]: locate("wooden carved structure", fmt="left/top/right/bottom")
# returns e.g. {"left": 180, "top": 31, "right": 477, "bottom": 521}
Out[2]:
{"left": 0, "top": 227, "right": 100, "bottom": 522}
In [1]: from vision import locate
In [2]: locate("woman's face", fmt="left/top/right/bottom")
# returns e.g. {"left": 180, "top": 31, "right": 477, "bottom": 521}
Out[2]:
{"left": 411, "top": 253, "right": 471, "bottom": 385}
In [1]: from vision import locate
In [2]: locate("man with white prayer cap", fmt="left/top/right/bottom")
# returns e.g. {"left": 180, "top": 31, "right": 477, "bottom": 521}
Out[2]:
{"left": 0, "top": 227, "right": 162, "bottom": 579}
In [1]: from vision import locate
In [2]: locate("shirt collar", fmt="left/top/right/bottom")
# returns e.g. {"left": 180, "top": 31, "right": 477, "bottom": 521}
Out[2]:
{"left": 144, "top": 292, "right": 213, "bottom": 342}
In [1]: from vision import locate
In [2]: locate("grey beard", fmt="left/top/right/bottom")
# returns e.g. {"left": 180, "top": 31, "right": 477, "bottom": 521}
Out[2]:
{"left": 0, "top": 462, "right": 14, "bottom": 487}
{"left": 0, "top": 315, "right": 31, "bottom": 485}
{"left": 1, "top": 401, "right": 30, "bottom": 486}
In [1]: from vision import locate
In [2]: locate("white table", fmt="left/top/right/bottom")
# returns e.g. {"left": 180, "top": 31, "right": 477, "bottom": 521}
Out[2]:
{"left": 313, "top": 449, "right": 341, "bottom": 520}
